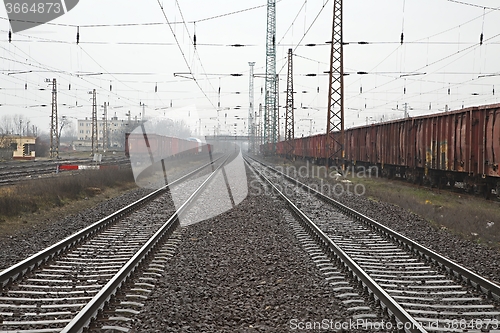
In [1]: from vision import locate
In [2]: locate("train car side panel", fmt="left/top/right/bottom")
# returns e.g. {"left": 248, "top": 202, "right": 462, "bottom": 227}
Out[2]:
{"left": 485, "top": 107, "right": 500, "bottom": 177}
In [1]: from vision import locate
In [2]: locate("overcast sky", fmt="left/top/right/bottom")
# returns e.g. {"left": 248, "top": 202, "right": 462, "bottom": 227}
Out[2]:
{"left": 1, "top": 0, "right": 499, "bottom": 137}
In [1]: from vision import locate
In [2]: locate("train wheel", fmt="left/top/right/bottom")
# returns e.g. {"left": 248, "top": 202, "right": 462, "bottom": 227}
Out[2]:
{"left": 473, "top": 184, "right": 486, "bottom": 196}
{"left": 463, "top": 176, "right": 474, "bottom": 193}
{"left": 484, "top": 183, "right": 493, "bottom": 200}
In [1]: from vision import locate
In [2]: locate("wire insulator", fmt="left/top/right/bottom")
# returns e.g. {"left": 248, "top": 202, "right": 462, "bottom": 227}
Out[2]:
{"left": 110, "top": 84, "right": 112, "bottom": 91}
{"left": 8, "top": 30, "right": 11, "bottom": 43}
{"left": 69, "top": 84, "right": 71, "bottom": 90}
{"left": 400, "top": 32, "right": 404, "bottom": 45}
{"left": 193, "top": 22, "right": 197, "bottom": 49}
{"left": 493, "top": 86, "right": 495, "bottom": 95}
{"left": 155, "top": 83, "right": 158, "bottom": 93}
{"left": 25, "top": 83, "right": 27, "bottom": 90}
{"left": 480, "top": 32, "right": 483, "bottom": 45}
{"left": 76, "top": 26, "right": 80, "bottom": 44}
{"left": 448, "top": 87, "right": 450, "bottom": 95}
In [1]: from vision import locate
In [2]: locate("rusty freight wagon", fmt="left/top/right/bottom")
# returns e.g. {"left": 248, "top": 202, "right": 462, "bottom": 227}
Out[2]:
{"left": 125, "top": 133, "right": 212, "bottom": 160}
{"left": 273, "top": 103, "right": 500, "bottom": 196}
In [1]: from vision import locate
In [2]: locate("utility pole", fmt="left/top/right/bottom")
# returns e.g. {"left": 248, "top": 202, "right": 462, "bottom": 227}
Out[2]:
{"left": 90, "top": 89, "right": 97, "bottom": 155}
{"left": 48, "top": 78, "right": 59, "bottom": 159}
{"left": 275, "top": 74, "right": 279, "bottom": 142}
{"left": 258, "top": 103, "right": 263, "bottom": 148}
{"left": 325, "top": 0, "right": 344, "bottom": 169}
{"left": 102, "top": 103, "right": 108, "bottom": 152}
{"left": 264, "top": 0, "right": 277, "bottom": 153}
{"left": 285, "top": 49, "right": 295, "bottom": 158}
{"left": 248, "top": 62, "right": 255, "bottom": 153}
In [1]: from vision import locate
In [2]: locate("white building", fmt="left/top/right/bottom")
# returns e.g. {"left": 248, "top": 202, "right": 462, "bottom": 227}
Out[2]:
{"left": 73, "top": 116, "right": 132, "bottom": 150}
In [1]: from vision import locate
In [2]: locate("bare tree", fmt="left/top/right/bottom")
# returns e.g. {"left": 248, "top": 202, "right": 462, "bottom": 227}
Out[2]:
{"left": 0, "top": 134, "right": 14, "bottom": 149}
{"left": 58, "top": 116, "right": 73, "bottom": 139}
{"left": 35, "top": 134, "right": 49, "bottom": 157}
{"left": 0, "top": 115, "right": 14, "bottom": 135}
{"left": 150, "top": 119, "right": 192, "bottom": 138}
{"left": 0, "top": 114, "right": 29, "bottom": 135}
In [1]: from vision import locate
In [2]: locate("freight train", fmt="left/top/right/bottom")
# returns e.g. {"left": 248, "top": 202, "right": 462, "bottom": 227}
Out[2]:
{"left": 271, "top": 103, "right": 500, "bottom": 197}
{"left": 125, "top": 133, "right": 212, "bottom": 160}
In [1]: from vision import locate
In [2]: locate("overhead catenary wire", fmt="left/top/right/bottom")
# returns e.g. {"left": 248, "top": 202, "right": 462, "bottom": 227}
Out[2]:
{"left": 0, "top": 0, "right": 498, "bottom": 132}
{"left": 277, "top": 0, "right": 331, "bottom": 75}
{"left": 155, "top": 0, "right": 216, "bottom": 110}
{"left": 446, "top": 0, "right": 499, "bottom": 10}
{"left": 173, "top": 0, "right": 218, "bottom": 103}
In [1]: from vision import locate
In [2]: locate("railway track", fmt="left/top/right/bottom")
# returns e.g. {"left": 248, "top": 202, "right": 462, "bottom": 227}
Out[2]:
{"left": 0, "top": 153, "right": 231, "bottom": 333}
{"left": 0, "top": 157, "right": 131, "bottom": 186}
{"left": 246, "top": 156, "right": 500, "bottom": 333}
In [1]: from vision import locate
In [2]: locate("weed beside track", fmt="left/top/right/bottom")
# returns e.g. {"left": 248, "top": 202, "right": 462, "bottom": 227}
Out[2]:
{"left": 0, "top": 168, "right": 135, "bottom": 220}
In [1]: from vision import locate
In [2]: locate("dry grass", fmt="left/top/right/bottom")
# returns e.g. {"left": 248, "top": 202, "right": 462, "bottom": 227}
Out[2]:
{"left": 0, "top": 168, "right": 135, "bottom": 219}
{"left": 356, "top": 177, "right": 500, "bottom": 247}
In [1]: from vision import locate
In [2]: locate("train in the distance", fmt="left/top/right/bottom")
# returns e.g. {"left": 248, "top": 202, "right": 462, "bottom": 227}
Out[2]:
{"left": 125, "top": 133, "right": 212, "bottom": 160}
{"left": 271, "top": 103, "right": 500, "bottom": 197}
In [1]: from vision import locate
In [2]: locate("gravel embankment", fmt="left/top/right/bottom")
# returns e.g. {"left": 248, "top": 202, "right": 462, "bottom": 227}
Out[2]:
{"left": 131, "top": 168, "right": 366, "bottom": 333}
{"left": 262, "top": 157, "right": 500, "bottom": 285}
{"left": 0, "top": 187, "right": 152, "bottom": 271}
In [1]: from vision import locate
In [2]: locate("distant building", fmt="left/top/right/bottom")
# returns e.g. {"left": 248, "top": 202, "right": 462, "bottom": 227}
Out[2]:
{"left": 73, "top": 116, "right": 131, "bottom": 151}
{"left": 2, "top": 136, "right": 36, "bottom": 160}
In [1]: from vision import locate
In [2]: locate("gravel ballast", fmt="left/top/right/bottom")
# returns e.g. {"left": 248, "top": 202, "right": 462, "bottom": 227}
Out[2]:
{"left": 131, "top": 169, "right": 366, "bottom": 333}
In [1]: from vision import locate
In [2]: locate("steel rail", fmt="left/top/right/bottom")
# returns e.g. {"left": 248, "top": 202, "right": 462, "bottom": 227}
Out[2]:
{"left": 248, "top": 156, "right": 500, "bottom": 302}
{"left": 245, "top": 157, "right": 427, "bottom": 333}
{"left": 61, "top": 154, "right": 232, "bottom": 333}
{"left": 0, "top": 155, "right": 224, "bottom": 289}
{"left": 0, "top": 157, "right": 131, "bottom": 186}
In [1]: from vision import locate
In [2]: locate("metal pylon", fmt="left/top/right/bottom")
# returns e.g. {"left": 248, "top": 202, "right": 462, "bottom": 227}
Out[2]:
{"left": 91, "top": 89, "right": 97, "bottom": 155}
{"left": 264, "top": 0, "right": 277, "bottom": 153}
{"left": 49, "top": 78, "right": 59, "bottom": 159}
{"left": 102, "top": 103, "right": 108, "bottom": 152}
{"left": 285, "top": 49, "right": 294, "bottom": 158}
{"left": 326, "top": 0, "right": 344, "bottom": 168}
{"left": 248, "top": 62, "right": 255, "bottom": 153}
